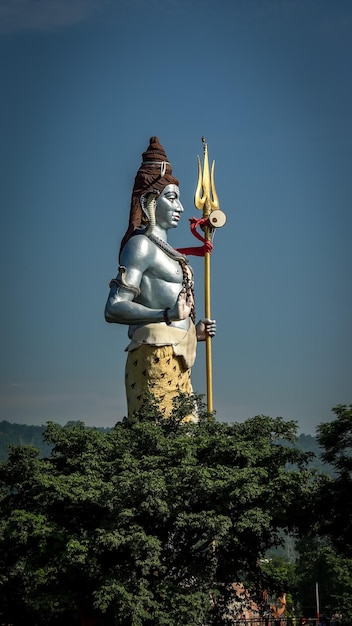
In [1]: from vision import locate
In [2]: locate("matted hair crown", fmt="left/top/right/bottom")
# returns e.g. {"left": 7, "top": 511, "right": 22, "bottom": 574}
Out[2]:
{"left": 119, "top": 137, "right": 179, "bottom": 255}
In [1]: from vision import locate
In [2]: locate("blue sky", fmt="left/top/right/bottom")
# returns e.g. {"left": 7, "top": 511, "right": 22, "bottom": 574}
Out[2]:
{"left": 1, "top": 0, "right": 351, "bottom": 434}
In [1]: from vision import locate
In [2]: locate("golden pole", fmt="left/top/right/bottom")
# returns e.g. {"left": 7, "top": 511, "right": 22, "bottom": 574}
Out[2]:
{"left": 194, "top": 138, "right": 225, "bottom": 414}
{"left": 204, "top": 239, "right": 213, "bottom": 412}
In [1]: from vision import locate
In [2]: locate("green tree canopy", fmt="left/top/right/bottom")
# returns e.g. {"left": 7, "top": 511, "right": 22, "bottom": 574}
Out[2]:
{"left": 316, "top": 404, "right": 352, "bottom": 558}
{"left": 295, "top": 536, "right": 352, "bottom": 622}
{"left": 0, "top": 398, "right": 318, "bottom": 625}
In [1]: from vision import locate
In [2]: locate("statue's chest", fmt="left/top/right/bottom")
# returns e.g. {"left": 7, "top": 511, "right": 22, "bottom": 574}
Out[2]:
{"left": 148, "top": 252, "right": 183, "bottom": 284}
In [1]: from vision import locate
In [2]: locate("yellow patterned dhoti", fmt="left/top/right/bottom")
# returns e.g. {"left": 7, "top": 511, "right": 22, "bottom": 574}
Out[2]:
{"left": 124, "top": 322, "right": 197, "bottom": 420}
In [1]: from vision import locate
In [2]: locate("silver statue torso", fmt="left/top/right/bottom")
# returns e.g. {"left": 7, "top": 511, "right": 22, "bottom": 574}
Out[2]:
{"left": 123, "top": 234, "right": 192, "bottom": 336}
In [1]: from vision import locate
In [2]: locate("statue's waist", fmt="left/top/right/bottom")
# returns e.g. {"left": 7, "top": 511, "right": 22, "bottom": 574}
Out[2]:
{"left": 125, "top": 322, "right": 197, "bottom": 369}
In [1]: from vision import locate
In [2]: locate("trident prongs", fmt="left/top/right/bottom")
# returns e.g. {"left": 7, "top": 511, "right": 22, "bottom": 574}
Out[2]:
{"left": 194, "top": 137, "right": 219, "bottom": 217}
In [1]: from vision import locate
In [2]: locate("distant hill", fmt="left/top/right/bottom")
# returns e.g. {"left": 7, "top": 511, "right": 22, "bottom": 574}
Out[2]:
{"left": 0, "top": 420, "right": 112, "bottom": 461}
{"left": 0, "top": 421, "right": 334, "bottom": 475}
{"left": 0, "top": 421, "right": 52, "bottom": 460}
{"left": 296, "top": 432, "right": 333, "bottom": 474}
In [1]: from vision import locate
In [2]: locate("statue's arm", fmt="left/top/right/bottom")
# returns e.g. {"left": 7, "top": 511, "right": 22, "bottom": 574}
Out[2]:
{"left": 105, "top": 282, "right": 194, "bottom": 326}
{"left": 104, "top": 238, "right": 159, "bottom": 325}
{"left": 105, "top": 282, "right": 157, "bottom": 326}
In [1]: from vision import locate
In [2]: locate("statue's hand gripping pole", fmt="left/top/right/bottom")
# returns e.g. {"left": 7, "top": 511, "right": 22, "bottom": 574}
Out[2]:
{"left": 194, "top": 138, "right": 226, "bottom": 414}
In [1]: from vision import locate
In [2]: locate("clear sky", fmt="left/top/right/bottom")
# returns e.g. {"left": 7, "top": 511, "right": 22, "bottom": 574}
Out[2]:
{"left": 1, "top": 0, "right": 351, "bottom": 435}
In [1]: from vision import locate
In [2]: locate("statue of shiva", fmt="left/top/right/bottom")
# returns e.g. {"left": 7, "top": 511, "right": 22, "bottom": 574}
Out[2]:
{"left": 105, "top": 136, "right": 216, "bottom": 420}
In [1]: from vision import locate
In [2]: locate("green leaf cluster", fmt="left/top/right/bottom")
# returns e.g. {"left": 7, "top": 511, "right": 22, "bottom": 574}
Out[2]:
{"left": 0, "top": 398, "right": 317, "bottom": 625}
{"left": 290, "top": 404, "right": 352, "bottom": 624}
{"left": 315, "top": 405, "right": 352, "bottom": 559}
{"left": 295, "top": 537, "right": 352, "bottom": 623}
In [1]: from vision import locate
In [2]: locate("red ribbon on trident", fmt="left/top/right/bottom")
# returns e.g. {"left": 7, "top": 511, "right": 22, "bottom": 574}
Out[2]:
{"left": 177, "top": 217, "right": 213, "bottom": 257}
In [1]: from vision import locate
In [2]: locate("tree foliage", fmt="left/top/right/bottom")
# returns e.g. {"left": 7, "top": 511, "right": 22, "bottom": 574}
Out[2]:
{"left": 315, "top": 404, "right": 352, "bottom": 558}
{"left": 0, "top": 398, "right": 318, "bottom": 625}
{"left": 295, "top": 536, "right": 352, "bottom": 622}
{"left": 0, "top": 420, "right": 52, "bottom": 460}
{"left": 288, "top": 405, "right": 352, "bottom": 624}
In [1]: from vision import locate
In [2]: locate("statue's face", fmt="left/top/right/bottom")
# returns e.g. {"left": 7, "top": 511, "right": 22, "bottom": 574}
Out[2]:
{"left": 155, "top": 184, "right": 184, "bottom": 230}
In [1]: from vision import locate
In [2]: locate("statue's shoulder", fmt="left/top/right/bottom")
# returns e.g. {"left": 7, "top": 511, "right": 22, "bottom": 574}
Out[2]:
{"left": 120, "top": 234, "right": 156, "bottom": 265}
{"left": 123, "top": 233, "right": 150, "bottom": 251}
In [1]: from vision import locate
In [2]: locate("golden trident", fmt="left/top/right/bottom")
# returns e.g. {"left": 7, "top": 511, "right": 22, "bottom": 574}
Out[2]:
{"left": 194, "top": 137, "right": 226, "bottom": 414}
